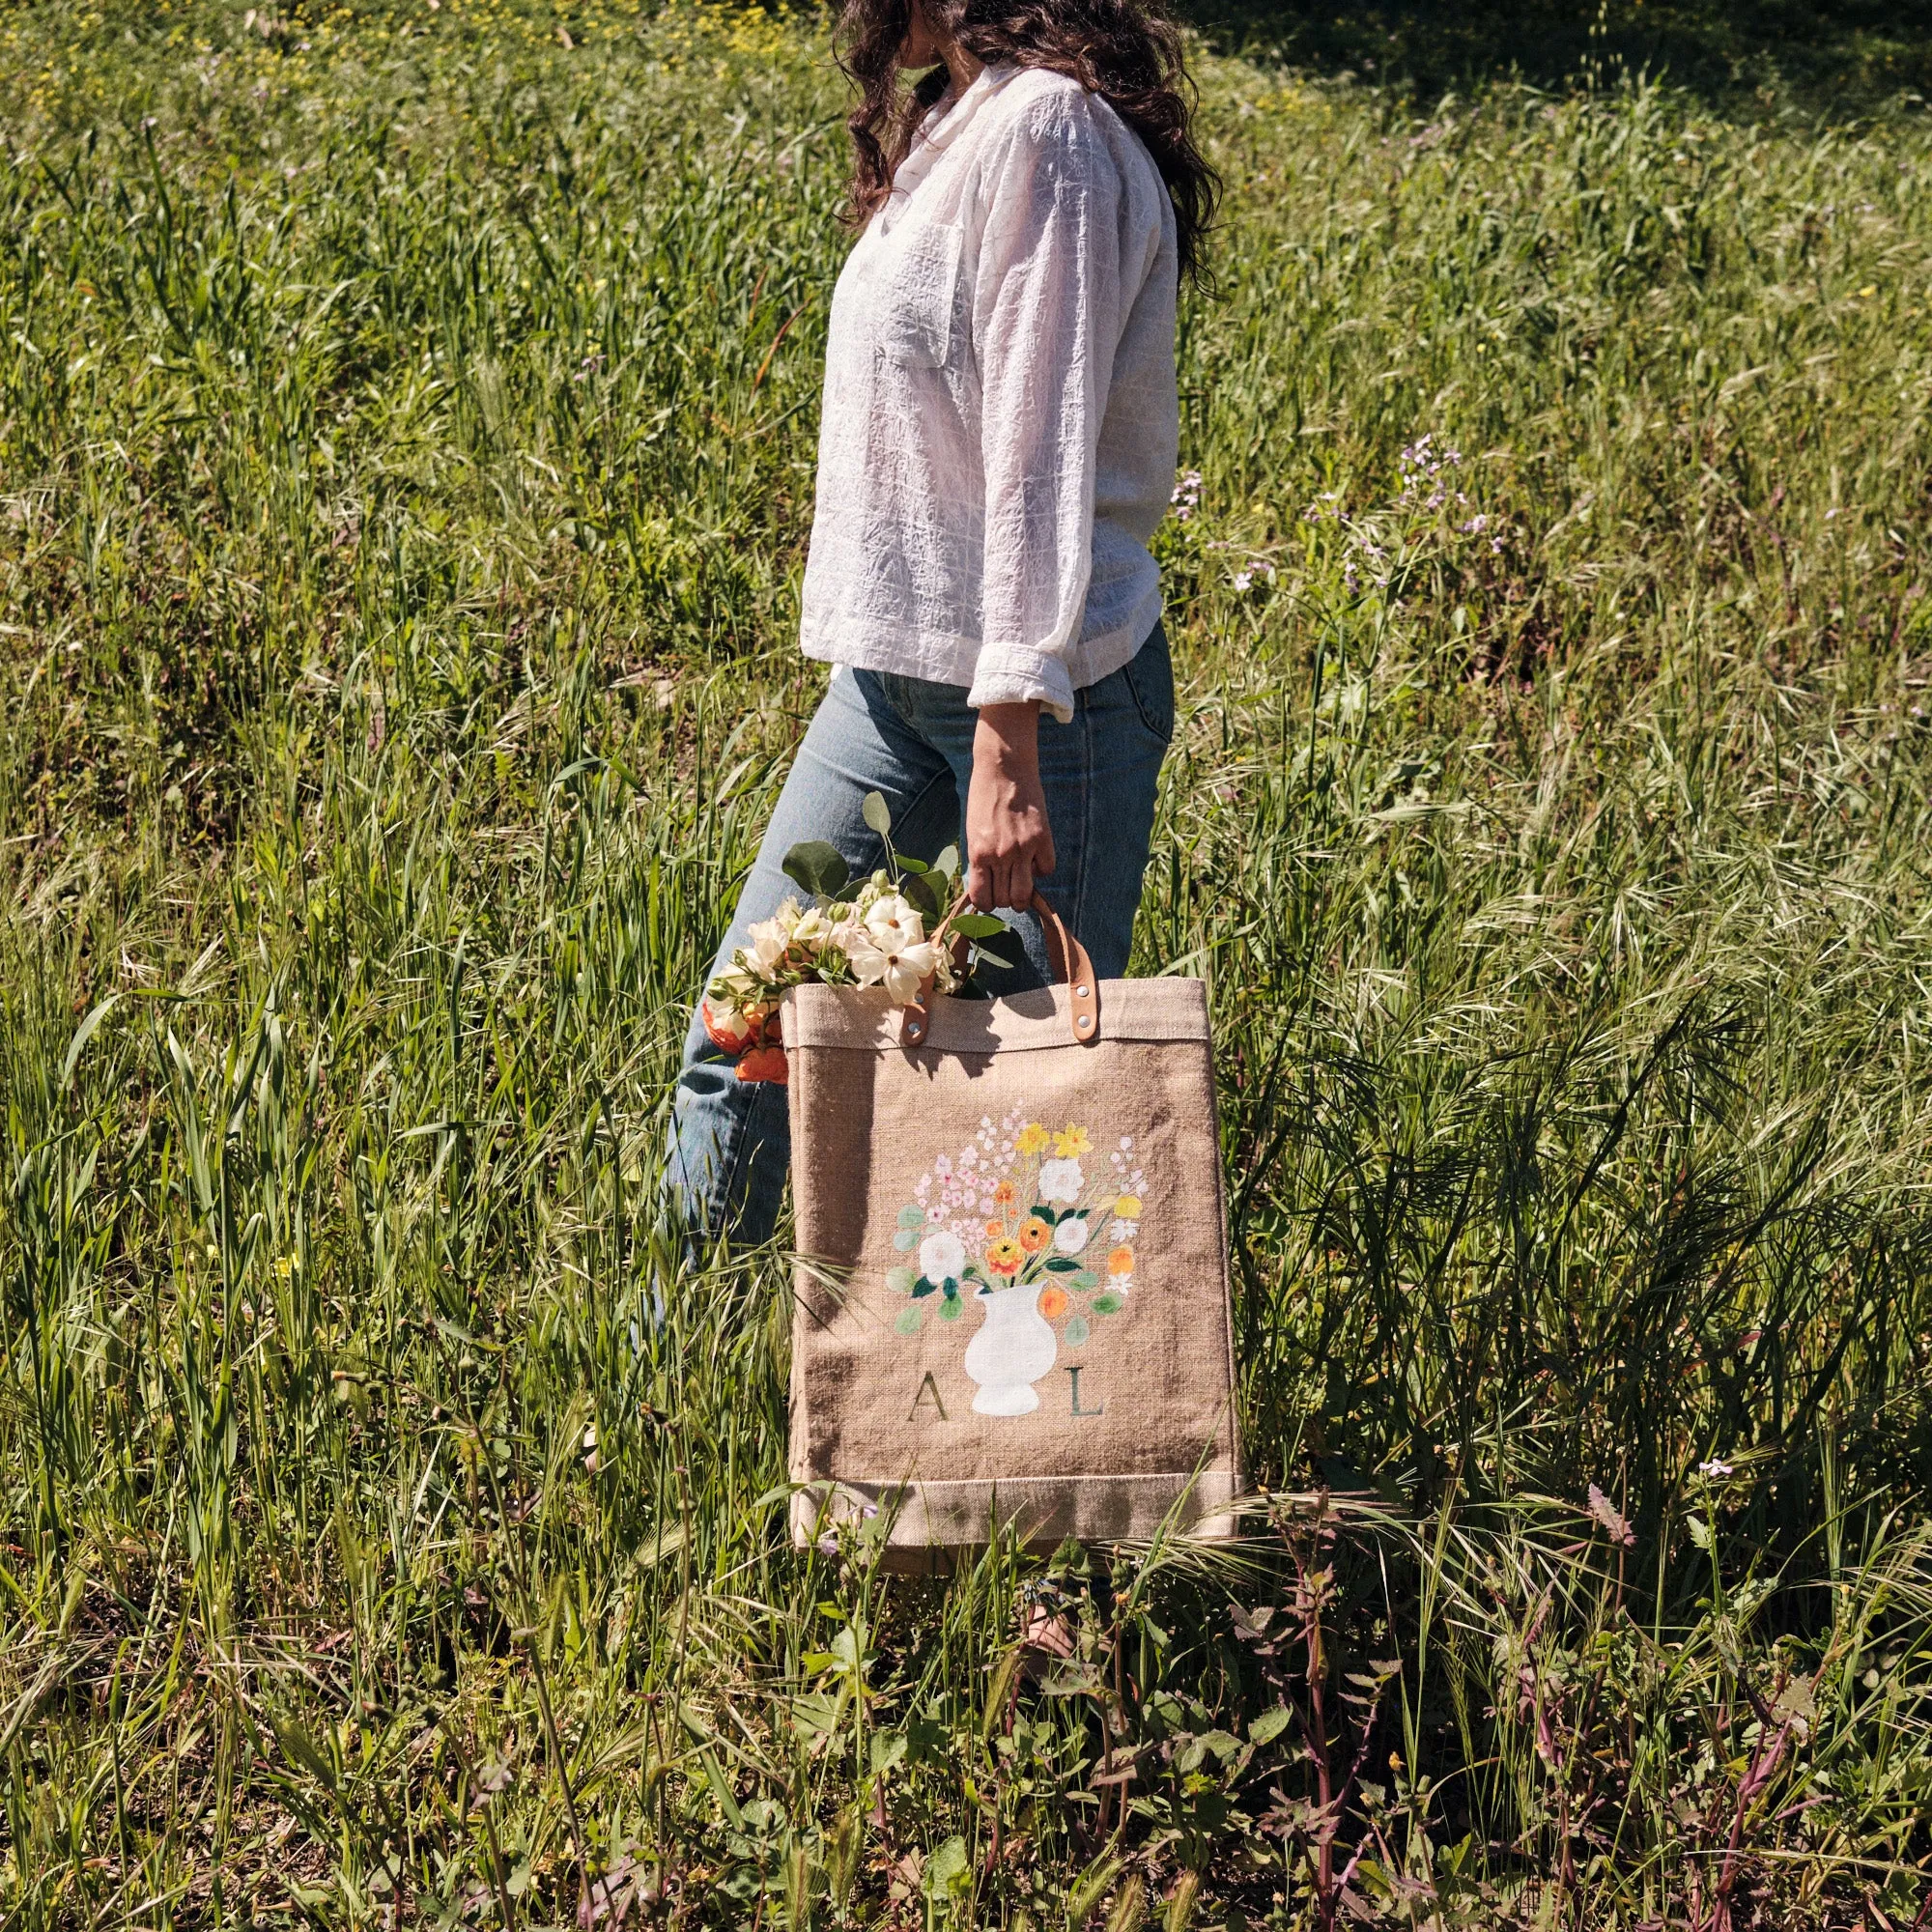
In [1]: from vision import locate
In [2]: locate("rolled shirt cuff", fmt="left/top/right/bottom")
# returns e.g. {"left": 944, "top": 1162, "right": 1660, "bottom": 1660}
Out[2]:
{"left": 966, "top": 644, "right": 1078, "bottom": 725}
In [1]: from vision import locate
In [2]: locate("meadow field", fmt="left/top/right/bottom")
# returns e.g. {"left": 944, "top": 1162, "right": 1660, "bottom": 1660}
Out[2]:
{"left": 4, "top": 0, "right": 1932, "bottom": 1923}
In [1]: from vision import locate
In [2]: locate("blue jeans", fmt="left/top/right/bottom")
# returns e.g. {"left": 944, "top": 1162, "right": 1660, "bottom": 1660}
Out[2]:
{"left": 669, "top": 624, "right": 1175, "bottom": 1243}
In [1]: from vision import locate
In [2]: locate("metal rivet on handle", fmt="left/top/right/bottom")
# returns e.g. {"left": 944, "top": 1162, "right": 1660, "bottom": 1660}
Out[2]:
{"left": 1077, "top": 1014, "right": 1093, "bottom": 1032}
{"left": 1075, "top": 983, "right": 1090, "bottom": 998}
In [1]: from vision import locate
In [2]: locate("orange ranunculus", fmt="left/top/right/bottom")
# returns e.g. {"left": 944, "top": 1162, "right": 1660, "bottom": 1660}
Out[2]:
{"left": 736, "top": 1045, "right": 789, "bottom": 1085}
{"left": 1038, "top": 1286, "right": 1069, "bottom": 1319}
{"left": 993, "top": 1180, "right": 1016, "bottom": 1207}
{"left": 985, "top": 1237, "right": 1023, "bottom": 1277}
{"left": 985, "top": 1218, "right": 1007, "bottom": 1238}
{"left": 1106, "top": 1245, "right": 1135, "bottom": 1276}
{"left": 1018, "top": 1217, "right": 1052, "bottom": 1253}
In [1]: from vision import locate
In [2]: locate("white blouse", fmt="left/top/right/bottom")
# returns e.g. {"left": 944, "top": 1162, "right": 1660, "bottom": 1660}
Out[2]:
{"left": 797, "top": 62, "right": 1179, "bottom": 724}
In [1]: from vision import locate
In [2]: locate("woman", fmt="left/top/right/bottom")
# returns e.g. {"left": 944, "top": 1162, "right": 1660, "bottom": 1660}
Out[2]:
{"left": 671, "top": 0, "right": 1215, "bottom": 1241}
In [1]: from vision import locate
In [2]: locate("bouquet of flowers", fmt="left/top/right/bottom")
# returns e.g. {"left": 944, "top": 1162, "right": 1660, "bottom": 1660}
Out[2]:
{"left": 700, "top": 792, "right": 1013, "bottom": 1084}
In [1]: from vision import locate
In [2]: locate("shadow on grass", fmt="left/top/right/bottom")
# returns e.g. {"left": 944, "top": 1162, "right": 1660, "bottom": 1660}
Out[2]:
{"left": 1178, "top": 0, "right": 1932, "bottom": 112}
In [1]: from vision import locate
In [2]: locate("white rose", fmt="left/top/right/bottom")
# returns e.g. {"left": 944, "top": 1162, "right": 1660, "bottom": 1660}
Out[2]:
{"left": 1053, "top": 1215, "right": 1090, "bottom": 1255}
{"left": 1037, "top": 1158, "right": 1084, "bottom": 1203}
{"left": 745, "top": 914, "right": 791, "bottom": 977}
{"left": 920, "top": 1231, "right": 965, "bottom": 1284}
{"left": 790, "top": 904, "right": 835, "bottom": 952}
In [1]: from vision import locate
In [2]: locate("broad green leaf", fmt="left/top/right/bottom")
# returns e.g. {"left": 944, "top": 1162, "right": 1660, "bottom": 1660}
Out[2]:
{"left": 911, "top": 1275, "right": 938, "bottom": 1297}
{"left": 894, "top": 1304, "right": 924, "bottom": 1336}
{"left": 935, "top": 844, "right": 960, "bottom": 877}
{"left": 1062, "top": 1316, "right": 1091, "bottom": 1347}
{"left": 782, "top": 839, "right": 849, "bottom": 898}
{"left": 886, "top": 1266, "right": 916, "bottom": 1294}
{"left": 862, "top": 790, "right": 893, "bottom": 837}
{"left": 1248, "top": 1704, "right": 1293, "bottom": 1747}
{"left": 952, "top": 912, "right": 1008, "bottom": 939}
{"left": 1093, "top": 1292, "right": 1123, "bottom": 1314}
{"left": 893, "top": 1228, "right": 919, "bottom": 1251}
{"left": 896, "top": 1206, "right": 926, "bottom": 1229}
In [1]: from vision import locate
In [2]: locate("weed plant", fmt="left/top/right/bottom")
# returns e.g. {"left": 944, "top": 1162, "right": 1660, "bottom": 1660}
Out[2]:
{"left": 3, "top": 2, "right": 1932, "bottom": 1925}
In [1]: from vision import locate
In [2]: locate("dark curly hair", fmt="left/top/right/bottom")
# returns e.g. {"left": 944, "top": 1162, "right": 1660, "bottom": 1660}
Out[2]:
{"left": 836, "top": 0, "right": 1219, "bottom": 284}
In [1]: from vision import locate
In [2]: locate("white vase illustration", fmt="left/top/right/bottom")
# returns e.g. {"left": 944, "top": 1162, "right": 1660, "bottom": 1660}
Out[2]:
{"left": 963, "top": 1282, "right": 1058, "bottom": 1415}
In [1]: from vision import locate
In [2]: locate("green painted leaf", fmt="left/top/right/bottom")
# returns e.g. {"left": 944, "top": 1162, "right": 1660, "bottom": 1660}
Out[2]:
{"left": 782, "top": 839, "right": 849, "bottom": 898}
{"left": 894, "top": 1304, "right": 924, "bottom": 1336}
{"left": 1069, "top": 1269, "right": 1100, "bottom": 1291}
{"left": 886, "top": 1266, "right": 917, "bottom": 1294}
{"left": 1043, "top": 1255, "right": 1079, "bottom": 1273}
{"left": 938, "top": 1294, "right": 963, "bottom": 1321}
{"left": 934, "top": 844, "right": 960, "bottom": 878}
{"left": 893, "top": 1228, "right": 919, "bottom": 1252}
{"left": 862, "top": 790, "right": 893, "bottom": 837}
{"left": 897, "top": 1205, "right": 927, "bottom": 1229}
{"left": 1062, "top": 1316, "right": 1091, "bottom": 1347}
{"left": 1092, "top": 1292, "right": 1123, "bottom": 1315}
{"left": 911, "top": 1276, "right": 938, "bottom": 1298}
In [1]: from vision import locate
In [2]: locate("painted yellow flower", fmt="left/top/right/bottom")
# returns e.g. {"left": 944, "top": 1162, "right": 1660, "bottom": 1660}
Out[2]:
{"left": 1053, "top": 1125, "right": 1093, "bottom": 1159}
{"left": 986, "top": 1237, "right": 1024, "bottom": 1277}
{"left": 1106, "top": 1245, "right": 1136, "bottom": 1277}
{"left": 1018, "top": 1216, "right": 1052, "bottom": 1254}
{"left": 1016, "top": 1122, "right": 1050, "bottom": 1154}
{"left": 1113, "top": 1194, "right": 1143, "bottom": 1220}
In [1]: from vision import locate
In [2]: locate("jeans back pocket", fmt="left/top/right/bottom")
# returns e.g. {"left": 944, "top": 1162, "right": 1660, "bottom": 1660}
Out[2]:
{"left": 1121, "top": 624, "right": 1176, "bottom": 744}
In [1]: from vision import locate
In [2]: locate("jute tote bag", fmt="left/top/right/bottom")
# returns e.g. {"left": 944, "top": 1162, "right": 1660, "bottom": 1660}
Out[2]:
{"left": 783, "top": 899, "right": 1240, "bottom": 1562}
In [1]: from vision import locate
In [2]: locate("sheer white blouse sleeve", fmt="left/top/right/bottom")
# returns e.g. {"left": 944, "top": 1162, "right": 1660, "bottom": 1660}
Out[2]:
{"left": 964, "top": 91, "right": 1128, "bottom": 723}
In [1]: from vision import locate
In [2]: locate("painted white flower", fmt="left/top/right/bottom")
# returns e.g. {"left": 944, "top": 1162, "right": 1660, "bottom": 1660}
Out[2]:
{"left": 1037, "top": 1158, "right": 1084, "bottom": 1203}
{"left": 1053, "top": 1216, "right": 1090, "bottom": 1255}
{"left": 1110, "top": 1219, "right": 1139, "bottom": 1243}
{"left": 920, "top": 1230, "right": 965, "bottom": 1283}
{"left": 926, "top": 1204, "right": 945, "bottom": 1224}
{"left": 934, "top": 1156, "right": 952, "bottom": 1178}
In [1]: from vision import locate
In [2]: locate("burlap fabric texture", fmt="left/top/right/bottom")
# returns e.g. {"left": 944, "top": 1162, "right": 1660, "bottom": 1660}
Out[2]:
{"left": 783, "top": 974, "right": 1240, "bottom": 1564}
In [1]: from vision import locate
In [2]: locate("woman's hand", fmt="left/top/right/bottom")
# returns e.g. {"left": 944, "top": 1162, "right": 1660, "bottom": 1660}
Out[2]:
{"left": 966, "top": 703, "right": 1055, "bottom": 910}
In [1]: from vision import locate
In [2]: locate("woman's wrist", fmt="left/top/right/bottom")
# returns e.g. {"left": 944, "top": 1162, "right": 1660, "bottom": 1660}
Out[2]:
{"left": 974, "top": 701, "right": 1042, "bottom": 771}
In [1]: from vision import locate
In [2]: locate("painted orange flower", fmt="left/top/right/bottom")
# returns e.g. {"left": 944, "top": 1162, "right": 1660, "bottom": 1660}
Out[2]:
{"left": 1106, "top": 1245, "right": 1135, "bottom": 1276}
{"left": 1038, "top": 1286, "right": 1069, "bottom": 1319}
{"left": 993, "top": 1180, "right": 1016, "bottom": 1207}
{"left": 1018, "top": 1217, "right": 1052, "bottom": 1254}
{"left": 985, "top": 1237, "right": 1023, "bottom": 1277}
{"left": 984, "top": 1218, "right": 1007, "bottom": 1239}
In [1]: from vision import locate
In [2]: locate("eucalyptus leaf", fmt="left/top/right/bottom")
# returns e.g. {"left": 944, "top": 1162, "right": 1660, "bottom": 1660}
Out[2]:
{"left": 1093, "top": 1292, "right": 1123, "bottom": 1314}
{"left": 894, "top": 1304, "right": 924, "bottom": 1337}
{"left": 893, "top": 1228, "right": 920, "bottom": 1252}
{"left": 862, "top": 790, "right": 893, "bottom": 837}
{"left": 934, "top": 844, "right": 960, "bottom": 877}
{"left": 782, "top": 839, "right": 849, "bottom": 898}
{"left": 1062, "top": 1315, "right": 1091, "bottom": 1347}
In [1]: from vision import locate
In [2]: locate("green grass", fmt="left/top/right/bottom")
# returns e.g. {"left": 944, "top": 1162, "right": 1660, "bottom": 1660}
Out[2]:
{"left": 4, "top": 1, "right": 1932, "bottom": 1924}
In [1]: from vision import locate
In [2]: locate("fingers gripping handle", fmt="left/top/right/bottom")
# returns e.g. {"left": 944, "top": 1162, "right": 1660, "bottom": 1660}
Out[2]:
{"left": 898, "top": 895, "right": 1100, "bottom": 1049}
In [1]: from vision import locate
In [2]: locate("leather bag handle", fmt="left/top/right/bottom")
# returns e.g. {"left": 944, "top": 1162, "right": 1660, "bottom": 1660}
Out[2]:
{"left": 899, "top": 892, "right": 1100, "bottom": 1049}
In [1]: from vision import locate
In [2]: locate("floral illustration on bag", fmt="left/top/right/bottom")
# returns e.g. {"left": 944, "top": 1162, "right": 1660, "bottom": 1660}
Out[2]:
{"left": 888, "top": 1111, "right": 1146, "bottom": 1416}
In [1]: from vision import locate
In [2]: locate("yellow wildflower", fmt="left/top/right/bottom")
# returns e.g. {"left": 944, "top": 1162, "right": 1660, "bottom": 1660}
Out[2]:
{"left": 1016, "top": 1122, "right": 1050, "bottom": 1154}
{"left": 1052, "top": 1125, "right": 1092, "bottom": 1159}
